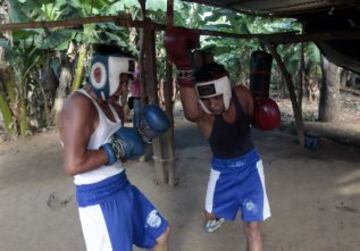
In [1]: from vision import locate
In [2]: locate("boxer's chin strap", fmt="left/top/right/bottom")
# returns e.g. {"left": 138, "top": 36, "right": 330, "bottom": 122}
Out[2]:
{"left": 195, "top": 76, "right": 232, "bottom": 114}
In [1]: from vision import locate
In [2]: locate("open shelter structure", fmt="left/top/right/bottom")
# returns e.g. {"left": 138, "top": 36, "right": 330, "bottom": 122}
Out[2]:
{"left": 1, "top": 0, "right": 359, "bottom": 185}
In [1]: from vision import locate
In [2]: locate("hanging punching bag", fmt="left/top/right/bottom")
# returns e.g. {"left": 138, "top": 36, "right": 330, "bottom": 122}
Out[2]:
{"left": 249, "top": 50, "right": 273, "bottom": 99}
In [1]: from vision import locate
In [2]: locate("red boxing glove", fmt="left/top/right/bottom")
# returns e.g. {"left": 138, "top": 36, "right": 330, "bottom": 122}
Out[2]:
{"left": 164, "top": 27, "right": 200, "bottom": 87}
{"left": 253, "top": 98, "right": 281, "bottom": 131}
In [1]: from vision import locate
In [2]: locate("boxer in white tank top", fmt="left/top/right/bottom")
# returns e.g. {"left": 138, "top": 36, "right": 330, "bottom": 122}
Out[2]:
{"left": 59, "top": 44, "right": 170, "bottom": 251}
{"left": 73, "top": 88, "right": 124, "bottom": 185}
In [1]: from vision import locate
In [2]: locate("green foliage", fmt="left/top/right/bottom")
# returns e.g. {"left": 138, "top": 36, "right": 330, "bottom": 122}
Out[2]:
{"left": 0, "top": 0, "right": 323, "bottom": 138}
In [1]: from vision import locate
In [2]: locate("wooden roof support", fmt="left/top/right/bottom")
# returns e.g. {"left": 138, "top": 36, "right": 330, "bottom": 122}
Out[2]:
{"left": 266, "top": 42, "right": 306, "bottom": 146}
{"left": 163, "top": 0, "right": 177, "bottom": 187}
{"left": 138, "top": 3, "right": 147, "bottom": 105}
{"left": 138, "top": 0, "right": 168, "bottom": 185}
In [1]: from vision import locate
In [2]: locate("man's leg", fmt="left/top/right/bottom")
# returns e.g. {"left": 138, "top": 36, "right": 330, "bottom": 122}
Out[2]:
{"left": 243, "top": 222, "right": 263, "bottom": 251}
{"left": 205, "top": 211, "right": 218, "bottom": 221}
{"left": 153, "top": 226, "right": 171, "bottom": 251}
{"left": 204, "top": 168, "right": 227, "bottom": 233}
{"left": 203, "top": 211, "right": 225, "bottom": 233}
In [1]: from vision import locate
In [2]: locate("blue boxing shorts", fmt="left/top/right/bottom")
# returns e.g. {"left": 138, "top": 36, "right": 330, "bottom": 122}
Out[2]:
{"left": 205, "top": 148, "right": 271, "bottom": 222}
{"left": 76, "top": 172, "right": 168, "bottom": 251}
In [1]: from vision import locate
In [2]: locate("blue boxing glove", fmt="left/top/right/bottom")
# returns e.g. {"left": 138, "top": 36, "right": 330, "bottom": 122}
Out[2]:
{"left": 101, "top": 127, "right": 145, "bottom": 165}
{"left": 138, "top": 105, "right": 170, "bottom": 143}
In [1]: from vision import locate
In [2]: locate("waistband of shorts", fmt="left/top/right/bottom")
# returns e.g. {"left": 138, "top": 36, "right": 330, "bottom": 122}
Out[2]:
{"left": 76, "top": 171, "right": 130, "bottom": 207}
{"left": 212, "top": 148, "right": 260, "bottom": 171}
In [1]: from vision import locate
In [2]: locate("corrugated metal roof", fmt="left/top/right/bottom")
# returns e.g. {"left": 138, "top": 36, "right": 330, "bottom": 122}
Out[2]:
{"left": 181, "top": 0, "right": 360, "bottom": 17}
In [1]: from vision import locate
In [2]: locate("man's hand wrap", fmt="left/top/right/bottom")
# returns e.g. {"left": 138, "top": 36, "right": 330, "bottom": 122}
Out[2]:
{"left": 164, "top": 27, "right": 200, "bottom": 87}
{"left": 102, "top": 127, "right": 145, "bottom": 165}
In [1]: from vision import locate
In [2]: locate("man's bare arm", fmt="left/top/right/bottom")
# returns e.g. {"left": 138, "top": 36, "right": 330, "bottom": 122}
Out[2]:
{"left": 234, "top": 85, "right": 254, "bottom": 122}
{"left": 179, "top": 87, "right": 206, "bottom": 122}
{"left": 60, "top": 94, "right": 107, "bottom": 176}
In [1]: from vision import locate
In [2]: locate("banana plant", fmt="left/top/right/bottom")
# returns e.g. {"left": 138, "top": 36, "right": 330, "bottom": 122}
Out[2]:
{"left": 0, "top": 68, "right": 17, "bottom": 138}
{"left": 0, "top": 35, "right": 45, "bottom": 136}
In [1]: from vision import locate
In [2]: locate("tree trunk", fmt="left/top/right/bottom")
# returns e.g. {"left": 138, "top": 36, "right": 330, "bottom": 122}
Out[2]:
{"left": 297, "top": 42, "right": 304, "bottom": 114}
{"left": 340, "top": 69, "right": 349, "bottom": 88}
{"left": 318, "top": 56, "right": 341, "bottom": 122}
{"left": 0, "top": 68, "right": 18, "bottom": 137}
{"left": 71, "top": 44, "right": 87, "bottom": 91}
{"left": 52, "top": 65, "right": 71, "bottom": 125}
{"left": 18, "top": 78, "right": 28, "bottom": 137}
{"left": 41, "top": 65, "right": 59, "bottom": 127}
{"left": 267, "top": 43, "right": 305, "bottom": 146}
{"left": 0, "top": 92, "right": 16, "bottom": 138}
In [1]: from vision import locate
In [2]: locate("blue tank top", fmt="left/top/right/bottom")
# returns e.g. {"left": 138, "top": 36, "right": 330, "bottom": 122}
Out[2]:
{"left": 208, "top": 90, "right": 254, "bottom": 159}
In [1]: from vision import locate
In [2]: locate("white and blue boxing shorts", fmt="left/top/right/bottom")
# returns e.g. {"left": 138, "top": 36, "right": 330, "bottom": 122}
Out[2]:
{"left": 205, "top": 148, "right": 271, "bottom": 222}
{"left": 76, "top": 172, "right": 168, "bottom": 251}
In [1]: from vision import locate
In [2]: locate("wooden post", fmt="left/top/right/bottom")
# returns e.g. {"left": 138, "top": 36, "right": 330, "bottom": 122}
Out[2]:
{"left": 298, "top": 42, "right": 304, "bottom": 115}
{"left": 138, "top": 0, "right": 147, "bottom": 105}
{"left": 163, "top": 0, "right": 176, "bottom": 186}
{"left": 266, "top": 43, "right": 305, "bottom": 146}
{"left": 139, "top": 0, "right": 167, "bottom": 184}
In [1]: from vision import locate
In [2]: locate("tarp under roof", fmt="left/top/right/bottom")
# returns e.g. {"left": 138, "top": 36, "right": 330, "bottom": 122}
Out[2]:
{"left": 181, "top": 0, "right": 360, "bottom": 17}
{"left": 182, "top": 0, "right": 360, "bottom": 74}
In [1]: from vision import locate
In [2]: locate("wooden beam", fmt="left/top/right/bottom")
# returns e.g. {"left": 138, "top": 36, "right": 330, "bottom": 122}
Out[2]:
{"left": 190, "top": 28, "right": 298, "bottom": 40}
{"left": 0, "top": 15, "right": 297, "bottom": 40}
{"left": 1, "top": 14, "right": 360, "bottom": 45}
{"left": 0, "top": 15, "right": 141, "bottom": 31}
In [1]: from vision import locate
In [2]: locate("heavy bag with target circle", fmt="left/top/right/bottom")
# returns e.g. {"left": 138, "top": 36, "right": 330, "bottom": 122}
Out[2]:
{"left": 249, "top": 50, "right": 273, "bottom": 99}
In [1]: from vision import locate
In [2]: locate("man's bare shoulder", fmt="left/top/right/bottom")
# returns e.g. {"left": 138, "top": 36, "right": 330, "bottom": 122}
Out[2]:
{"left": 61, "top": 91, "right": 97, "bottom": 119}
{"left": 233, "top": 84, "right": 252, "bottom": 99}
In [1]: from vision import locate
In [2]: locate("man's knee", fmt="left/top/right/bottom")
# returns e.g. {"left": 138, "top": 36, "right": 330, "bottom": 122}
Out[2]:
{"left": 244, "top": 222, "right": 262, "bottom": 240}
{"left": 156, "top": 226, "right": 171, "bottom": 245}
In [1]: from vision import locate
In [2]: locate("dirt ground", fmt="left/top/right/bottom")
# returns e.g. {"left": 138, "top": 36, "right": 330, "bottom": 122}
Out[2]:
{"left": 0, "top": 104, "right": 360, "bottom": 251}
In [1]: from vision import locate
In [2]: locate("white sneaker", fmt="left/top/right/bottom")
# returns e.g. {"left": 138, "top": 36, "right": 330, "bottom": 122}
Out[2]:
{"left": 204, "top": 218, "right": 225, "bottom": 233}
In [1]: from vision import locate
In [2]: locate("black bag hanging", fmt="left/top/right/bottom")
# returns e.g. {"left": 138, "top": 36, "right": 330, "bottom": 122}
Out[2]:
{"left": 249, "top": 50, "right": 273, "bottom": 99}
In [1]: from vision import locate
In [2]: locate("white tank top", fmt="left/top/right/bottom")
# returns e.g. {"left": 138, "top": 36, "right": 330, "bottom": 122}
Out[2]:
{"left": 73, "top": 89, "right": 124, "bottom": 185}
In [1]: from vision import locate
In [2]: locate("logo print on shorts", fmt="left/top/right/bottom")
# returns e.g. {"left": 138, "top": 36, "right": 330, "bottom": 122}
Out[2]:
{"left": 146, "top": 210, "right": 162, "bottom": 228}
{"left": 245, "top": 200, "right": 258, "bottom": 214}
